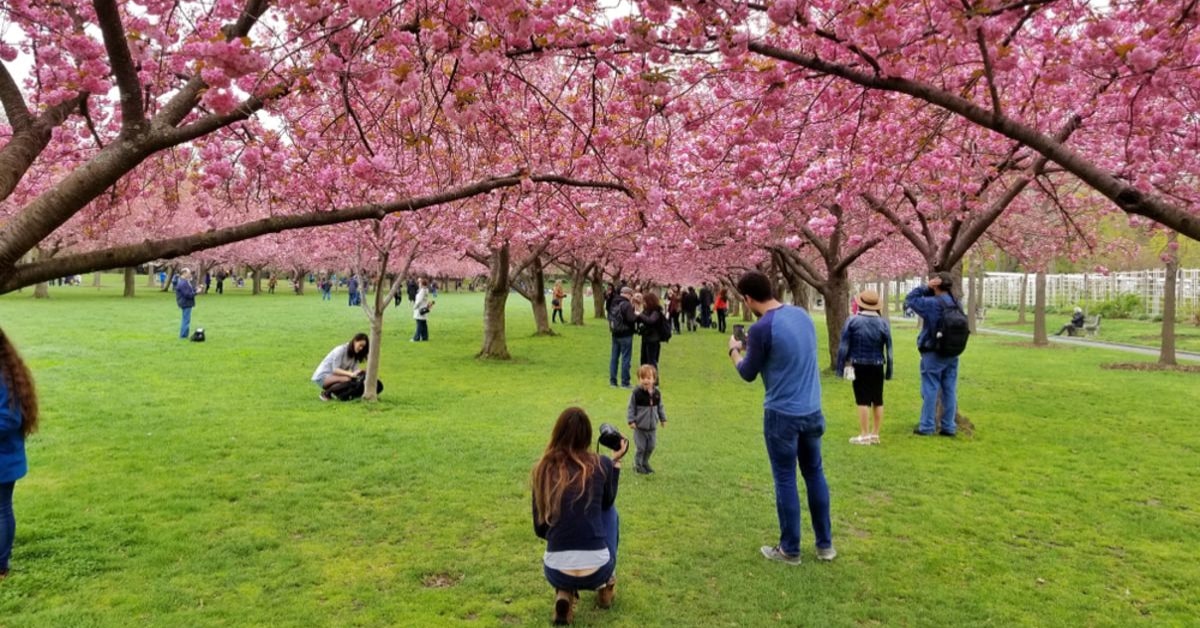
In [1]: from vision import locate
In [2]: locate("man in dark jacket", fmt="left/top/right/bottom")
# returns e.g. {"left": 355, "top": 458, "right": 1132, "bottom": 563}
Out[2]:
{"left": 175, "top": 268, "right": 197, "bottom": 339}
{"left": 609, "top": 287, "right": 638, "bottom": 388}
{"left": 699, "top": 282, "right": 714, "bottom": 328}
{"left": 681, "top": 287, "right": 700, "bottom": 331}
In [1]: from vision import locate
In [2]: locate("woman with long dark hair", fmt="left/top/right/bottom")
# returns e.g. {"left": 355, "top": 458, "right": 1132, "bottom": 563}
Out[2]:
{"left": 311, "top": 333, "right": 370, "bottom": 401}
{"left": 635, "top": 292, "right": 665, "bottom": 372}
{"left": 532, "top": 408, "right": 627, "bottom": 625}
{"left": 1, "top": 328, "right": 39, "bottom": 580}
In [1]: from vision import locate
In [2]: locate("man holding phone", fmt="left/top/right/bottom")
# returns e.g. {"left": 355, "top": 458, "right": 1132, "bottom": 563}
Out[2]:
{"left": 727, "top": 271, "right": 835, "bottom": 565}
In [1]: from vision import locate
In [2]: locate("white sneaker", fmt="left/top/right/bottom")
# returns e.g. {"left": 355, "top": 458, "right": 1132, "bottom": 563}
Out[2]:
{"left": 868, "top": 434, "right": 880, "bottom": 445}
{"left": 849, "top": 435, "right": 871, "bottom": 445}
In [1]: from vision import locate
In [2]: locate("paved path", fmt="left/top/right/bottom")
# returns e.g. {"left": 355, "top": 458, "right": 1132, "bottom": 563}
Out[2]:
{"left": 976, "top": 326, "right": 1200, "bottom": 362}
{"left": 887, "top": 317, "right": 1200, "bottom": 362}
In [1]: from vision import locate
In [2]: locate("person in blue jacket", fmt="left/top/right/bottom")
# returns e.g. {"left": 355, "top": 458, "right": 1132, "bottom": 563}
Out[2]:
{"left": 175, "top": 268, "right": 197, "bottom": 339}
{"left": 905, "top": 272, "right": 960, "bottom": 436}
{"left": 532, "top": 408, "right": 628, "bottom": 625}
{"left": 1, "top": 328, "right": 39, "bottom": 580}
{"left": 836, "top": 289, "right": 894, "bottom": 445}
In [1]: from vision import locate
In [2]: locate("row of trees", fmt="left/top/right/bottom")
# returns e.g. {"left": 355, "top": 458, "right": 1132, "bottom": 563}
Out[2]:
{"left": 4, "top": 0, "right": 1200, "bottom": 380}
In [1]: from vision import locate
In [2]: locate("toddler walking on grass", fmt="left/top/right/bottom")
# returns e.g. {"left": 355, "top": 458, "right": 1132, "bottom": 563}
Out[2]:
{"left": 626, "top": 365, "right": 667, "bottom": 474}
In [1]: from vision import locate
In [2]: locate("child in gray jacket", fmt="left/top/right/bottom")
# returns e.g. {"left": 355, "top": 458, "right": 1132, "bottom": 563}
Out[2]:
{"left": 627, "top": 364, "right": 667, "bottom": 474}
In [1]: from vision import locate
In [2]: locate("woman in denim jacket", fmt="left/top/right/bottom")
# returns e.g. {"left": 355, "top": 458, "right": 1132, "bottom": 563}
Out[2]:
{"left": 835, "top": 290, "right": 893, "bottom": 445}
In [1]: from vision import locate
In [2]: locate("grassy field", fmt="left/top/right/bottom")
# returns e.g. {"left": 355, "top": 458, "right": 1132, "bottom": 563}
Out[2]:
{"left": 980, "top": 307, "right": 1200, "bottom": 354}
{"left": 0, "top": 278, "right": 1197, "bottom": 627}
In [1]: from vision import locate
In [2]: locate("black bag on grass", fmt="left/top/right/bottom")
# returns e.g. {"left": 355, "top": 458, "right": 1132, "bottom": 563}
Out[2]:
{"left": 327, "top": 375, "right": 384, "bottom": 401}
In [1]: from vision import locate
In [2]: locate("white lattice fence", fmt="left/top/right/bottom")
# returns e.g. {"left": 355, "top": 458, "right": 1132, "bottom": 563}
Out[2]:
{"left": 974, "top": 270, "right": 1200, "bottom": 317}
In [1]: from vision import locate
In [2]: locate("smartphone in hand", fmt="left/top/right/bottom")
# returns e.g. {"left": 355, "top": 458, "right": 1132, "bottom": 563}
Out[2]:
{"left": 732, "top": 324, "right": 746, "bottom": 348}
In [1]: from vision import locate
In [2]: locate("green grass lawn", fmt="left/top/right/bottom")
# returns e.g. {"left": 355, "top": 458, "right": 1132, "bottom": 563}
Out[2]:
{"left": 981, "top": 307, "right": 1200, "bottom": 354}
{"left": 1, "top": 279, "right": 1198, "bottom": 627}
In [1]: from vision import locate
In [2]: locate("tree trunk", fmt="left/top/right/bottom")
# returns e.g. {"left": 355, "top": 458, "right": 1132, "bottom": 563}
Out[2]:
{"left": 570, "top": 266, "right": 589, "bottom": 325}
{"left": 821, "top": 272, "right": 852, "bottom": 371}
{"left": 1159, "top": 232, "right": 1179, "bottom": 366}
{"left": 123, "top": 267, "right": 136, "bottom": 297}
{"left": 93, "top": 272, "right": 103, "bottom": 288}
{"left": 251, "top": 267, "right": 263, "bottom": 295}
{"left": 293, "top": 268, "right": 306, "bottom": 295}
{"left": 1033, "top": 270, "right": 1048, "bottom": 346}
{"left": 161, "top": 268, "right": 175, "bottom": 292}
{"left": 1017, "top": 272, "right": 1029, "bottom": 324}
{"left": 787, "top": 274, "right": 809, "bottom": 309}
{"left": 33, "top": 281, "right": 49, "bottom": 298}
{"left": 145, "top": 268, "right": 156, "bottom": 287}
{"left": 479, "top": 244, "right": 512, "bottom": 360}
{"left": 528, "top": 257, "right": 554, "bottom": 336}
{"left": 591, "top": 267, "right": 606, "bottom": 319}
{"left": 967, "top": 258, "right": 982, "bottom": 333}
{"left": 362, "top": 253, "right": 392, "bottom": 402}
{"left": 880, "top": 280, "right": 890, "bottom": 322}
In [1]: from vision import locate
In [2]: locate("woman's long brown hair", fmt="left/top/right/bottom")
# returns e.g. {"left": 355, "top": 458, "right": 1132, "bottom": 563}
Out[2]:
{"left": 532, "top": 407, "right": 599, "bottom": 527}
{"left": 0, "top": 328, "right": 38, "bottom": 437}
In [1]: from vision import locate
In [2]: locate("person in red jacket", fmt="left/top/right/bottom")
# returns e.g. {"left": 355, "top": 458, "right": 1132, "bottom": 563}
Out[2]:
{"left": 714, "top": 288, "right": 729, "bottom": 333}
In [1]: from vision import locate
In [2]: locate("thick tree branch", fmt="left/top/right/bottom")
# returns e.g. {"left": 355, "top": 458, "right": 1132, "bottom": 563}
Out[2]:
{"left": 0, "top": 173, "right": 628, "bottom": 293}
{"left": 93, "top": 0, "right": 146, "bottom": 129}
{"left": 747, "top": 41, "right": 1200, "bottom": 240}
{"left": 0, "top": 62, "right": 33, "bottom": 129}
{"left": 832, "top": 236, "right": 884, "bottom": 275}
{"left": 863, "top": 192, "right": 933, "bottom": 260}
{"left": 0, "top": 92, "right": 86, "bottom": 202}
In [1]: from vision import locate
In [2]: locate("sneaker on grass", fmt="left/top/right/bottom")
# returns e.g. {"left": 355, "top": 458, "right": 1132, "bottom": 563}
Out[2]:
{"left": 760, "top": 545, "right": 801, "bottom": 565}
{"left": 816, "top": 546, "right": 837, "bottom": 561}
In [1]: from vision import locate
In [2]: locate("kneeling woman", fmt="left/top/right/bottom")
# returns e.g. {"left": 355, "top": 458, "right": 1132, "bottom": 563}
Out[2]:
{"left": 311, "top": 333, "right": 369, "bottom": 401}
{"left": 532, "top": 408, "right": 627, "bottom": 625}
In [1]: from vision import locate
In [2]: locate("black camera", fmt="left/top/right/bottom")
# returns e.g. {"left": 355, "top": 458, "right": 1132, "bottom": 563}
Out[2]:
{"left": 598, "top": 422, "right": 625, "bottom": 450}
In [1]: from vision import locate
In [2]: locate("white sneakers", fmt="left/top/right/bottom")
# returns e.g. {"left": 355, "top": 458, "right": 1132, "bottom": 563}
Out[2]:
{"left": 849, "top": 434, "right": 880, "bottom": 445}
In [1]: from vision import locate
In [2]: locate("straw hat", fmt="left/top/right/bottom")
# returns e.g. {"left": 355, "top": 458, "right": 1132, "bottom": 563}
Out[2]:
{"left": 855, "top": 289, "right": 882, "bottom": 312}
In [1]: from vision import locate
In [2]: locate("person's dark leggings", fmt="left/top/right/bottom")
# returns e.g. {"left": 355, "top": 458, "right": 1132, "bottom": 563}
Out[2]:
{"left": 670, "top": 311, "right": 681, "bottom": 333}
{"left": 640, "top": 340, "right": 661, "bottom": 372}
{"left": 413, "top": 319, "right": 429, "bottom": 341}
{"left": 1, "top": 481, "right": 15, "bottom": 574}
{"left": 717, "top": 309, "right": 727, "bottom": 333}
{"left": 552, "top": 308, "right": 564, "bottom": 323}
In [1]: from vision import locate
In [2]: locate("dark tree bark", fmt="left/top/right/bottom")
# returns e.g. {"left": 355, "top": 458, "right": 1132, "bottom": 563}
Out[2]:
{"left": 251, "top": 266, "right": 263, "bottom": 295}
{"left": 123, "top": 266, "right": 135, "bottom": 297}
{"left": 1160, "top": 232, "right": 1179, "bottom": 366}
{"left": 478, "top": 244, "right": 512, "bottom": 360}
{"left": 1017, "top": 272, "right": 1029, "bottom": 324}
{"left": 1033, "top": 271, "right": 1048, "bottom": 346}
{"left": 591, "top": 266, "right": 606, "bottom": 319}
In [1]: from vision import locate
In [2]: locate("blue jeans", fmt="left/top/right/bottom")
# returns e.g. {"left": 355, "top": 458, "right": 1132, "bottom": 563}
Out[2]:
{"left": 544, "top": 507, "right": 618, "bottom": 591}
{"left": 763, "top": 409, "right": 832, "bottom": 556}
{"left": 918, "top": 352, "right": 959, "bottom": 434}
{"left": 1, "top": 481, "right": 14, "bottom": 573}
{"left": 322, "top": 289, "right": 331, "bottom": 301}
{"left": 609, "top": 336, "right": 633, "bottom": 386}
{"left": 179, "top": 307, "right": 192, "bottom": 339}
{"left": 413, "top": 319, "right": 429, "bottom": 341}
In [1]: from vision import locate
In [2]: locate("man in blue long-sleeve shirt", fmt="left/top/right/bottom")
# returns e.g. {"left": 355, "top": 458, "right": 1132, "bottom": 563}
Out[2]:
{"left": 727, "top": 271, "right": 834, "bottom": 565}
{"left": 174, "top": 268, "right": 196, "bottom": 340}
{"left": 905, "top": 272, "right": 960, "bottom": 436}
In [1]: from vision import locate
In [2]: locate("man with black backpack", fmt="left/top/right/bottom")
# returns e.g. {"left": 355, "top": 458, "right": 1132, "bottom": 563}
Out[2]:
{"left": 608, "top": 287, "right": 638, "bottom": 388}
{"left": 905, "top": 272, "right": 969, "bottom": 437}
